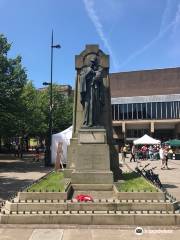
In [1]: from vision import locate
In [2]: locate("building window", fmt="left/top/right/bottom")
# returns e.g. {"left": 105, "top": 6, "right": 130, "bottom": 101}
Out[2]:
{"left": 112, "top": 101, "right": 180, "bottom": 121}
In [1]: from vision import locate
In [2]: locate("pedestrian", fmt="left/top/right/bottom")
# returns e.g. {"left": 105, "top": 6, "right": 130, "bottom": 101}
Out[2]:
{"left": 34, "top": 145, "right": 40, "bottom": 161}
{"left": 130, "top": 145, "right": 136, "bottom": 162}
{"left": 164, "top": 145, "right": 169, "bottom": 169}
{"left": 141, "top": 145, "right": 148, "bottom": 160}
{"left": 55, "top": 142, "right": 64, "bottom": 171}
{"left": 121, "top": 145, "right": 127, "bottom": 163}
{"left": 159, "top": 145, "right": 165, "bottom": 169}
{"left": 148, "top": 145, "right": 154, "bottom": 160}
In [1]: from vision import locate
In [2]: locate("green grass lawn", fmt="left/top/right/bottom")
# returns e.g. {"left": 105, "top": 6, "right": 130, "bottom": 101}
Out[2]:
{"left": 116, "top": 172, "right": 157, "bottom": 192}
{"left": 27, "top": 171, "right": 65, "bottom": 192}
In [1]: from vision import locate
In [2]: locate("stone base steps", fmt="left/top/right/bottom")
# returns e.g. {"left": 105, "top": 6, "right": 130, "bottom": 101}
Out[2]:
{"left": 4, "top": 200, "right": 176, "bottom": 212}
{"left": 1, "top": 213, "right": 180, "bottom": 225}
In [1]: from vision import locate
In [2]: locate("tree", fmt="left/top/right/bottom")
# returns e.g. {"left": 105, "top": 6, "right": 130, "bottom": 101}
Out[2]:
{"left": 0, "top": 34, "right": 27, "bottom": 146}
{"left": 52, "top": 85, "right": 73, "bottom": 132}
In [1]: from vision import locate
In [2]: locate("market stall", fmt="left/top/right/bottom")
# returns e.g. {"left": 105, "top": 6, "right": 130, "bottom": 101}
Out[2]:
{"left": 133, "top": 134, "right": 161, "bottom": 145}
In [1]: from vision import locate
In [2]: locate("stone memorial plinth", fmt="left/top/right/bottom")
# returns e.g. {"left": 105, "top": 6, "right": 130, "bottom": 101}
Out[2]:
{"left": 78, "top": 128, "right": 107, "bottom": 144}
{"left": 71, "top": 128, "right": 113, "bottom": 190}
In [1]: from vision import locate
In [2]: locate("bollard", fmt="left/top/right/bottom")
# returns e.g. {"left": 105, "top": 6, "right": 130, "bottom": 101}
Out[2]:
{"left": 56, "top": 210, "right": 58, "bottom": 214}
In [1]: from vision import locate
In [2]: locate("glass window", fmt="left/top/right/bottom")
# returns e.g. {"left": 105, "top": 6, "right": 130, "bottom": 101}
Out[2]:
{"left": 156, "top": 102, "right": 161, "bottom": 119}
{"left": 152, "top": 102, "right": 156, "bottom": 119}
{"left": 142, "top": 103, "right": 146, "bottom": 119}
{"left": 137, "top": 103, "right": 141, "bottom": 119}
{"left": 128, "top": 104, "right": 132, "bottom": 119}
{"left": 172, "top": 102, "right": 175, "bottom": 118}
{"left": 147, "top": 103, "right": 151, "bottom": 119}
{"left": 122, "top": 104, "right": 124, "bottom": 120}
{"left": 124, "top": 104, "right": 128, "bottom": 119}
{"left": 162, "top": 102, "right": 166, "bottom": 119}
{"left": 114, "top": 104, "right": 118, "bottom": 120}
{"left": 178, "top": 102, "right": 180, "bottom": 118}
{"left": 166, "top": 102, "right": 171, "bottom": 119}
{"left": 119, "top": 105, "right": 123, "bottom": 120}
{"left": 132, "top": 103, "right": 137, "bottom": 119}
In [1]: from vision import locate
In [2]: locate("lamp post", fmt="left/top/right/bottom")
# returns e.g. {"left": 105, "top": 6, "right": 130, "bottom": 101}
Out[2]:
{"left": 43, "top": 30, "right": 60, "bottom": 166}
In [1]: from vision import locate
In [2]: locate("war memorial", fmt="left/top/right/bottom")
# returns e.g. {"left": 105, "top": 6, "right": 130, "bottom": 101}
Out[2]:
{"left": 0, "top": 45, "right": 180, "bottom": 226}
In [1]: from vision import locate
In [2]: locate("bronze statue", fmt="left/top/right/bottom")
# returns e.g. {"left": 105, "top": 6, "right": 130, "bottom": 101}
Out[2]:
{"left": 80, "top": 55, "right": 104, "bottom": 127}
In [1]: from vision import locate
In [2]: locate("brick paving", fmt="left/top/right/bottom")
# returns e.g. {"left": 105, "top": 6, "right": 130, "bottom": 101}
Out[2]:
{"left": 0, "top": 154, "right": 52, "bottom": 202}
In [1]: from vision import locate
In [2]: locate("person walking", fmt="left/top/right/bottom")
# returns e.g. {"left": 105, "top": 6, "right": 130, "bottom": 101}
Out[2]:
{"left": 159, "top": 145, "right": 165, "bottom": 169}
{"left": 164, "top": 145, "right": 169, "bottom": 169}
{"left": 148, "top": 145, "right": 154, "bottom": 160}
{"left": 121, "top": 145, "right": 127, "bottom": 163}
{"left": 130, "top": 145, "right": 136, "bottom": 162}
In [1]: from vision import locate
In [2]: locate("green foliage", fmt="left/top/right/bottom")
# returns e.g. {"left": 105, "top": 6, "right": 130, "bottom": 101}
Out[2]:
{"left": 52, "top": 85, "right": 73, "bottom": 132}
{"left": 0, "top": 34, "right": 27, "bottom": 137}
{"left": 27, "top": 171, "right": 65, "bottom": 192}
{"left": 0, "top": 34, "right": 73, "bottom": 146}
{"left": 116, "top": 172, "right": 157, "bottom": 192}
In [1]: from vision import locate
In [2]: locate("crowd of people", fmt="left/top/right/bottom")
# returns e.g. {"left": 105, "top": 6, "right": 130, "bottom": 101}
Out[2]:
{"left": 120, "top": 144, "right": 174, "bottom": 170}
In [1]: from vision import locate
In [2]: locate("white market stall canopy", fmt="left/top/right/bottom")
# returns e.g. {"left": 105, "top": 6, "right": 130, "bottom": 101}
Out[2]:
{"left": 133, "top": 134, "right": 161, "bottom": 145}
{"left": 51, "top": 126, "right": 72, "bottom": 164}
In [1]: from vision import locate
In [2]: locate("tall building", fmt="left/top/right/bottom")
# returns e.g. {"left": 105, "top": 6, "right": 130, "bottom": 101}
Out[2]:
{"left": 110, "top": 67, "right": 180, "bottom": 144}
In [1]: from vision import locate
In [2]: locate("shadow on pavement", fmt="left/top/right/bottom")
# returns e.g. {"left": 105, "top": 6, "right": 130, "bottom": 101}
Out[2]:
{"left": 0, "top": 177, "right": 33, "bottom": 201}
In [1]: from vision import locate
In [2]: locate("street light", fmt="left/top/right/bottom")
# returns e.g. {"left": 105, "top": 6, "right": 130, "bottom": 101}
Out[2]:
{"left": 44, "top": 30, "right": 61, "bottom": 167}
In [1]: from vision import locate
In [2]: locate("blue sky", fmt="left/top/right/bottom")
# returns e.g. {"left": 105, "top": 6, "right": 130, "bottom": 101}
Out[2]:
{"left": 1, "top": 0, "right": 180, "bottom": 88}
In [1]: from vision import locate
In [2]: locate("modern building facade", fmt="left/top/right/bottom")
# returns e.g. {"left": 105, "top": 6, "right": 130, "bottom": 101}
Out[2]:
{"left": 110, "top": 67, "right": 180, "bottom": 144}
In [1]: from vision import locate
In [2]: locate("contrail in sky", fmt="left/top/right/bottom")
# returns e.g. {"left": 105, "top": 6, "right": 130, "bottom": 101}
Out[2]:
{"left": 83, "top": 0, "right": 120, "bottom": 70}
{"left": 119, "top": 0, "right": 180, "bottom": 69}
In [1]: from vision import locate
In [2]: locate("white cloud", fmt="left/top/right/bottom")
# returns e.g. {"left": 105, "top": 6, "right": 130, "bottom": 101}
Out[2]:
{"left": 119, "top": 1, "right": 180, "bottom": 69}
{"left": 172, "top": 2, "right": 180, "bottom": 35}
{"left": 83, "top": 0, "right": 120, "bottom": 70}
{"left": 160, "top": 0, "right": 173, "bottom": 32}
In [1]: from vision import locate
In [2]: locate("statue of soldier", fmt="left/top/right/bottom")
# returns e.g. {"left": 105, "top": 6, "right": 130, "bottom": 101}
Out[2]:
{"left": 80, "top": 55, "right": 104, "bottom": 127}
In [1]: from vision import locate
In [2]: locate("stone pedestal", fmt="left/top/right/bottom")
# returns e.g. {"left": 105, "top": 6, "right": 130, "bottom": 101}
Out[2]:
{"left": 71, "top": 128, "right": 113, "bottom": 190}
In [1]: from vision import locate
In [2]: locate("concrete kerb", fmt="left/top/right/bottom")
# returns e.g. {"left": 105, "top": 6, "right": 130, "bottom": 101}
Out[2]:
{"left": 5, "top": 202, "right": 176, "bottom": 212}
{"left": 17, "top": 182, "right": 73, "bottom": 201}
{"left": 113, "top": 184, "right": 166, "bottom": 200}
{"left": 1, "top": 214, "right": 180, "bottom": 225}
